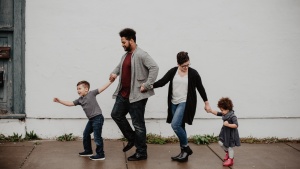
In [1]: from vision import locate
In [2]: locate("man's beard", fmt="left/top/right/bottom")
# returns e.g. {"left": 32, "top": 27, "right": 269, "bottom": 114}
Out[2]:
{"left": 124, "top": 44, "right": 132, "bottom": 52}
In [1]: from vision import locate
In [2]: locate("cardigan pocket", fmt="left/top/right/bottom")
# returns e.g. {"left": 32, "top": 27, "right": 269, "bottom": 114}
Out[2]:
{"left": 136, "top": 76, "right": 146, "bottom": 87}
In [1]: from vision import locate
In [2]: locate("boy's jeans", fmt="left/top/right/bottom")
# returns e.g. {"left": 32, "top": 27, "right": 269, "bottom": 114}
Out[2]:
{"left": 171, "top": 102, "right": 188, "bottom": 147}
{"left": 111, "top": 94, "right": 148, "bottom": 155}
{"left": 83, "top": 114, "right": 104, "bottom": 156}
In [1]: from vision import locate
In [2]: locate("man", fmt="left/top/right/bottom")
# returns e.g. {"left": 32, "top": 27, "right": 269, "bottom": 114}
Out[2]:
{"left": 110, "top": 28, "right": 159, "bottom": 161}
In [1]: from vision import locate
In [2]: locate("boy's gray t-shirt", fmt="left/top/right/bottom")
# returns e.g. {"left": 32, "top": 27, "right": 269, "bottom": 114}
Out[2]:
{"left": 73, "top": 89, "right": 102, "bottom": 119}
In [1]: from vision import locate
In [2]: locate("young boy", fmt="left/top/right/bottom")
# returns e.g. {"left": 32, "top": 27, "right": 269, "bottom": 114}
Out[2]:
{"left": 53, "top": 80, "right": 112, "bottom": 160}
{"left": 208, "top": 97, "right": 240, "bottom": 167}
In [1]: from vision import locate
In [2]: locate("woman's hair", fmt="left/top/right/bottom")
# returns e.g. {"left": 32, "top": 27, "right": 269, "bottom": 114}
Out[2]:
{"left": 177, "top": 51, "right": 190, "bottom": 65}
{"left": 77, "top": 80, "right": 90, "bottom": 90}
{"left": 119, "top": 28, "right": 136, "bottom": 42}
{"left": 217, "top": 97, "right": 234, "bottom": 111}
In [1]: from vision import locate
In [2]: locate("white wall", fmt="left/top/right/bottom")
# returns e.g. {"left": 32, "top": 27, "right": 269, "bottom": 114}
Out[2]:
{"left": 3, "top": 0, "right": 299, "bottom": 139}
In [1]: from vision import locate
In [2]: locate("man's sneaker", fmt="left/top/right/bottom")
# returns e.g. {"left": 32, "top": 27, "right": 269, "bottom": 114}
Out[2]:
{"left": 127, "top": 153, "right": 147, "bottom": 161}
{"left": 79, "top": 151, "right": 93, "bottom": 157}
{"left": 89, "top": 154, "right": 105, "bottom": 161}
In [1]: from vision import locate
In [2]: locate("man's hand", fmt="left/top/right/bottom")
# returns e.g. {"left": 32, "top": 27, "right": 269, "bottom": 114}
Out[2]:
{"left": 109, "top": 73, "right": 117, "bottom": 82}
{"left": 140, "top": 83, "right": 147, "bottom": 93}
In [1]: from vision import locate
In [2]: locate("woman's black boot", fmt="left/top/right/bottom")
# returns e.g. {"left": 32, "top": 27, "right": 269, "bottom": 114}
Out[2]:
{"left": 175, "top": 146, "right": 193, "bottom": 162}
{"left": 185, "top": 146, "right": 193, "bottom": 155}
{"left": 171, "top": 147, "right": 183, "bottom": 160}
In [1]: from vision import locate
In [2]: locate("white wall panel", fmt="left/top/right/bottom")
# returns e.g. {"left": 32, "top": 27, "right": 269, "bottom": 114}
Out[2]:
{"left": 17, "top": 0, "right": 300, "bottom": 138}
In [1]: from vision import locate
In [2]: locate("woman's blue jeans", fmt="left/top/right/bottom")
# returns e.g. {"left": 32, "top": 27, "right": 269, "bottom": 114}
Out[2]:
{"left": 83, "top": 114, "right": 104, "bottom": 156}
{"left": 111, "top": 94, "right": 148, "bottom": 155}
{"left": 171, "top": 102, "right": 188, "bottom": 147}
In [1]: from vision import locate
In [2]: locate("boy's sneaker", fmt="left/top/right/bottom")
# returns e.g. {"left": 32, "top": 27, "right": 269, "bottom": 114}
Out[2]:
{"left": 79, "top": 151, "right": 93, "bottom": 156}
{"left": 89, "top": 154, "right": 105, "bottom": 161}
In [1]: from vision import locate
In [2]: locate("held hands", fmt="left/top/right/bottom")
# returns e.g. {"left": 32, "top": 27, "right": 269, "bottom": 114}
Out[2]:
{"left": 206, "top": 106, "right": 218, "bottom": 116}
{"left": 109, "top": 73, "right": 146, "bottom": 92}
{"left": 205, "top": 108, "right": 212, "bottom": 113}
{"left": 109, "top": 73, "right": 117, "bottom": 82}
{"left": 204, "top": 103, "right": 212, "bottom": 113}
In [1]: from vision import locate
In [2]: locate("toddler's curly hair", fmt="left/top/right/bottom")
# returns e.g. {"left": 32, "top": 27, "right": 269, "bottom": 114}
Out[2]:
{"left": 217, "top": 97, "right": 234, "bottom": 111}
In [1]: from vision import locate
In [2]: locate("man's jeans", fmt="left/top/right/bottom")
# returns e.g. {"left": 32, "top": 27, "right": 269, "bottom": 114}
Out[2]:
{"left": 171, "top": 102, "right": 188, "bottom": 147}
{"left": 83, "top": 114, "right": 104, "bottom": 156}
{"left": 111, "top": 94, "right": 148, "bottom": 155}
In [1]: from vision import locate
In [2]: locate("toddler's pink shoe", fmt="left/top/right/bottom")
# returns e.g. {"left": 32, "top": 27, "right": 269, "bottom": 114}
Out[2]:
{"left": 223, "top": 151, "right": 229, "bottom": 161}
{"left": 223, "top": 158, "right": 234, "bottom": 167}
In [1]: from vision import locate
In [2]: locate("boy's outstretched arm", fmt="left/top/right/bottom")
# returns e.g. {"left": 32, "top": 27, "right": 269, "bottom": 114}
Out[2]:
{"left": 53, "top": 98, "right": 75, "bottom": 106}
{"left": 98, "top": 81, "right": 113, "bottom": 93}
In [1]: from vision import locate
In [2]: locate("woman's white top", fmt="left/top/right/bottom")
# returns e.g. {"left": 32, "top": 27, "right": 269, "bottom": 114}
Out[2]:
{"left": 171, "top": 68, "right": 188, "bottom": 104}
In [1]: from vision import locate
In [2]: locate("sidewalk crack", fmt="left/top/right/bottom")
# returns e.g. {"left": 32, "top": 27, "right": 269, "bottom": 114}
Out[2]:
{"left": 206, "top": 144, "right": 232, "bottom": 169}
{"left": 123, "top": 142, "right": 129, "bottom": 169}
{"left": 285, "top": 143, "right": 300, "bottom": 152}
{"left": 19, "top": 144, "right": 36, "bottom": 169}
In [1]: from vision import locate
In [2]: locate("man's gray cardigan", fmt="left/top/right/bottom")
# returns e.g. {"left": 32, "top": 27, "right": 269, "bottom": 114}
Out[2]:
{"left": 112, "top": 46, "right": 159, "bottom": 103}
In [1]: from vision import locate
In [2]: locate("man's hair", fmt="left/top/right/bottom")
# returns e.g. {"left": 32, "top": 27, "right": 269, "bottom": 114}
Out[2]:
{"left": 119, "top": 28, "right": 136, "bottom": 42}
{"left": 77, "top": 80, "right": 90, "bottom": 90}
{"left": 177, "top": 51, "right": 190, "bottom": 65}
{"left": 217, "top": 97, "right": 234, "bottom": 111}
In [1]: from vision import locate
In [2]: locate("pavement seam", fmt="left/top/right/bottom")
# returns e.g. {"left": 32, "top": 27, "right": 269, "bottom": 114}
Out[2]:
{"left": 123, "top": 142, "right": 129, "bottom": 169}
{"left": 19, "top": 144, "right": 36, "bottom": 169}
{"left": 206, "top": 144, "right": 232, "bottom": 169}
{"left": 285, "top": 143, "right": 300, "bottom": 152}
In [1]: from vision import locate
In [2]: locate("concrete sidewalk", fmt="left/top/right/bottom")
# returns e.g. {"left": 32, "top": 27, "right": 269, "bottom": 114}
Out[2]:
{"left": 0, "top": 140, "right": 299, "bottom": 169}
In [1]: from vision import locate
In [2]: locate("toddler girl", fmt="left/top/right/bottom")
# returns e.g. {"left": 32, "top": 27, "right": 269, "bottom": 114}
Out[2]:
{"left": 208, "top": 97, "right": 241, "bottom": 166}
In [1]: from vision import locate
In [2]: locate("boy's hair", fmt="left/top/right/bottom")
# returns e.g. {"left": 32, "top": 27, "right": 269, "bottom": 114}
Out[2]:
{"left": 177, "top": 51, "right": 190, "bottom": 65}
{"left": 77, "top": 80, "right": 90, "bottom": 90}
{"left": 119, "top": 28, "right": 136, "bottom": 42}
{"left": 217, "top": 97, "right": 234, "bottom": 111}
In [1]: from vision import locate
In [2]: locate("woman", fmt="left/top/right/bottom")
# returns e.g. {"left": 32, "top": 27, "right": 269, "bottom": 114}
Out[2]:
{"left": 153, "top": 51, "right": 211, "bottom": 162}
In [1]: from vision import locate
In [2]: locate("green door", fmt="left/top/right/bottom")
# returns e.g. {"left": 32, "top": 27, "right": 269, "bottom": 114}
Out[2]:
{"left": 0, "top": 32, "right": 13, "bottom": 113}
{"left": 0, "top": 0, "right": 25, "bottom": 118}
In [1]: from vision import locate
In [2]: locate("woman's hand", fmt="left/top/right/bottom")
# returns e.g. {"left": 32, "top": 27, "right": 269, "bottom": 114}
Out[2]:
{"left": 204, "top": 101, "right": 211, "bottom": 113}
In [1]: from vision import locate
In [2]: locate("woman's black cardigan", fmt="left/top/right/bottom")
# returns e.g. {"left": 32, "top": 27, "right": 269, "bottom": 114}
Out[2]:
{"left": 153, "top": 67, "right": 208, "bottom": 125}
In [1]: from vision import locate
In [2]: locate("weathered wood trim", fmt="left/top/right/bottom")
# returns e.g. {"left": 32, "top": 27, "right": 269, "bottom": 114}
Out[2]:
{"left": 0, "top": 114, "right": 25, "bottom": 119}
{"left": 0, "top": 28, "right": 14, "bottom": 31}
{"left": 12, "top": 0, "right": 25, "bottom": 114}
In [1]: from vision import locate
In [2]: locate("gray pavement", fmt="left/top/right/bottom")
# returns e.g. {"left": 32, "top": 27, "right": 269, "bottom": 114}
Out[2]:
{"left": 0, "top": 140, "right": 299, "bottom": 169}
